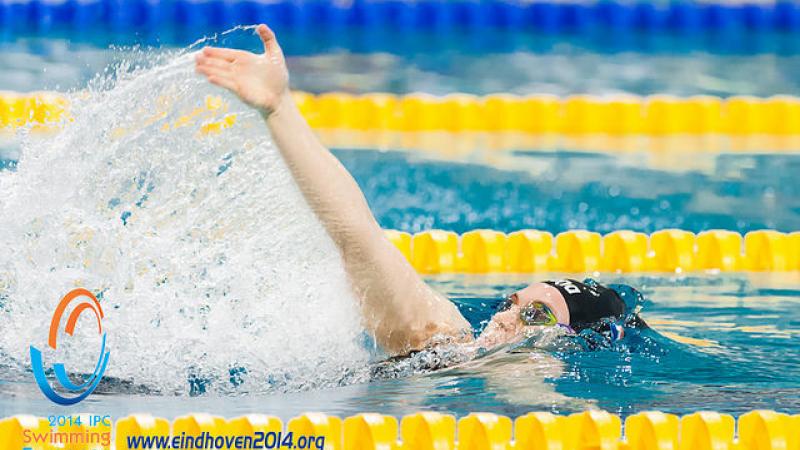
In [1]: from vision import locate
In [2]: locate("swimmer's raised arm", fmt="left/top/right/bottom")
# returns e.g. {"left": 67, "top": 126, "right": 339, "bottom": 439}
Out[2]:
{"left": 195, "top": 25, "right": 471, "bottom": 355}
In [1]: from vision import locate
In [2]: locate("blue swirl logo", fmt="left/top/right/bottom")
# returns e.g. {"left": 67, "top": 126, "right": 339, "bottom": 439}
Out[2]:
{"left": 29, "top": 288, "right": 110, "bottom": 405}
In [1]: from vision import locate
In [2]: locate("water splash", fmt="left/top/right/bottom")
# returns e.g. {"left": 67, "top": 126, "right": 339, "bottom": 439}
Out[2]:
{"left": 0, "top": 29, "right": 371, "bottom": 396}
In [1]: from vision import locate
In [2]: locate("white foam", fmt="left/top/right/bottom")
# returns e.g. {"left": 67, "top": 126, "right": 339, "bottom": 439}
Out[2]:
{"left": 0, "top": 36, "right": 370, "bottom": 395}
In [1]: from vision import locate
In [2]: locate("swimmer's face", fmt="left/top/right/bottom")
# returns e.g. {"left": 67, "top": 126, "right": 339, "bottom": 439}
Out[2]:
{"left": 476, "top": 283, "right": 571, "bottom": 349}
{"left": 475, "top": 303, "right": 526, "bottom": 349}
{"left": 476, "top": 292, "right": 554, "bottom": 349}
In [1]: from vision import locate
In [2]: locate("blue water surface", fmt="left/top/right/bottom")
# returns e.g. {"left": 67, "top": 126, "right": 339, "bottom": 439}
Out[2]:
{"left": 2, "top": 272, "right": 799, "bottom": 419}
{"left": 1, "top": 147, "right": 799, "bottom": 420}
{"left": 337, "top": 149, "right": 800, "bottom": 234}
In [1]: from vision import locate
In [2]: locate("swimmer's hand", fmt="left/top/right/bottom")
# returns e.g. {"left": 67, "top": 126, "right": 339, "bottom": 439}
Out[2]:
{"left": 195, "top": 24, "right": 290, "bottom": 117}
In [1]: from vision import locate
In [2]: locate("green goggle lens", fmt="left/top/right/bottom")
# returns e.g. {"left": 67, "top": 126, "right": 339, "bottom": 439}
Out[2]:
{"left": 519, "top": 302, "right": 558, "bottom": 326}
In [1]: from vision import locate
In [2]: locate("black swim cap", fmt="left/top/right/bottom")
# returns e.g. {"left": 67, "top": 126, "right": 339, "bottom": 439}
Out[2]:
{"left": 543, "top": 279, "right": 626, "bottom": 331}
{"left": 607, "top": 283, "right": 645, "bottom": 314}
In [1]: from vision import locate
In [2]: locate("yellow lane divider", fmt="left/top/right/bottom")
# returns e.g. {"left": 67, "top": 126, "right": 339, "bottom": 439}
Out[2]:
{"left": 2, "top": 410, "right": 799, "bottom": 450}
{"left": 295, "top": 92, "right": 800, "bottom": 135}
{"left": 386, "top": 229, "right": 800, "bottom": 273}
{"left": 7, "top": 91, "right": 800, "bottom": 137}
{"left": 0, "top": 91, "right": 67, "bottom": 132}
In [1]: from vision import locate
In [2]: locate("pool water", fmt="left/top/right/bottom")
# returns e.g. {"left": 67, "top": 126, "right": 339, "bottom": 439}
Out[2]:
{"left": 1, "top": 273, "right": 799, "bottom": 419}
{"left": 337, "top": 148, "right": 800, "bottom": 235}
{"left": 0, "top": 27, "right": 798, "bottom": 421}
{"left": 1, "top": 140, "right": 799, "bottom": 419}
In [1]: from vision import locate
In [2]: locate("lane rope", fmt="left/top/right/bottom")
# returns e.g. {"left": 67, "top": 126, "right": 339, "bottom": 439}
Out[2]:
{"left": 386, "top": 229, "right": 800, "bottom": 273}
{"left": 7, "top": 91, "right": 800, "bottom": 137}
{"left": 1, "top": 410, "right": 797, "bottom": 449}
{"left": 3, "top": 0, "right": 800, "bottom": 34}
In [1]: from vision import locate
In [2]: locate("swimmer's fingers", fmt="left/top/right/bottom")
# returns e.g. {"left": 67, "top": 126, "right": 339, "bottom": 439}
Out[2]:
{"left": 195, "top": 62, "right": 231, "bottom": 78}
{"left": 196, "top": 65, "right": 238, "bottom": 94}
{"left": 256, "top": 24, "right": 283, "bottom": 59}
{"left": 207, "top": 75, "right": 238, "bottom": 93}
{"left": 201, "top": 46, "right": 245, "bottom": 62}
{"left": 195, "top": 54, "right": 233, "bottom": 72}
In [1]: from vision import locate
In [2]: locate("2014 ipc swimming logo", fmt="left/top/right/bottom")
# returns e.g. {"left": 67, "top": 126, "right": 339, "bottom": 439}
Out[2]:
{"left": 29, "top": 288, "right": 110, "bottom": 405}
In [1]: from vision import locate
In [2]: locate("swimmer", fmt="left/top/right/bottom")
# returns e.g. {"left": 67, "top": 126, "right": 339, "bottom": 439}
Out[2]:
{"left": 194, "top": 25, "right": 647, "bottom": 357}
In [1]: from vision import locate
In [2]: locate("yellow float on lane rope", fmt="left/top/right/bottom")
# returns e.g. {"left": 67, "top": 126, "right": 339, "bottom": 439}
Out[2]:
{"left": 4, "top": 410, "right": 800, "bottom": 449}
{"left": 9, "top": 91, "right": 800, "bottom": 137}
{"left": 386, "top": 228, "right": 800, "bottom": 273}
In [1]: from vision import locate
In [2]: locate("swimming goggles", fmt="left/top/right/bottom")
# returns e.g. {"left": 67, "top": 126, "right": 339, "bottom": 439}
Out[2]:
{"left": 498, "top": 293, "right": 559, "bottom": 327}
{"left": 519, "top": 302, "right": 559, "bottom": 327}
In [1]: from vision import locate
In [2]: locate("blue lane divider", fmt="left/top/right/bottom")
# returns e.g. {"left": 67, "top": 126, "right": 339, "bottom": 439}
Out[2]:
{"left": 3, "top": 1, "right": 800, "bottom": 33}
